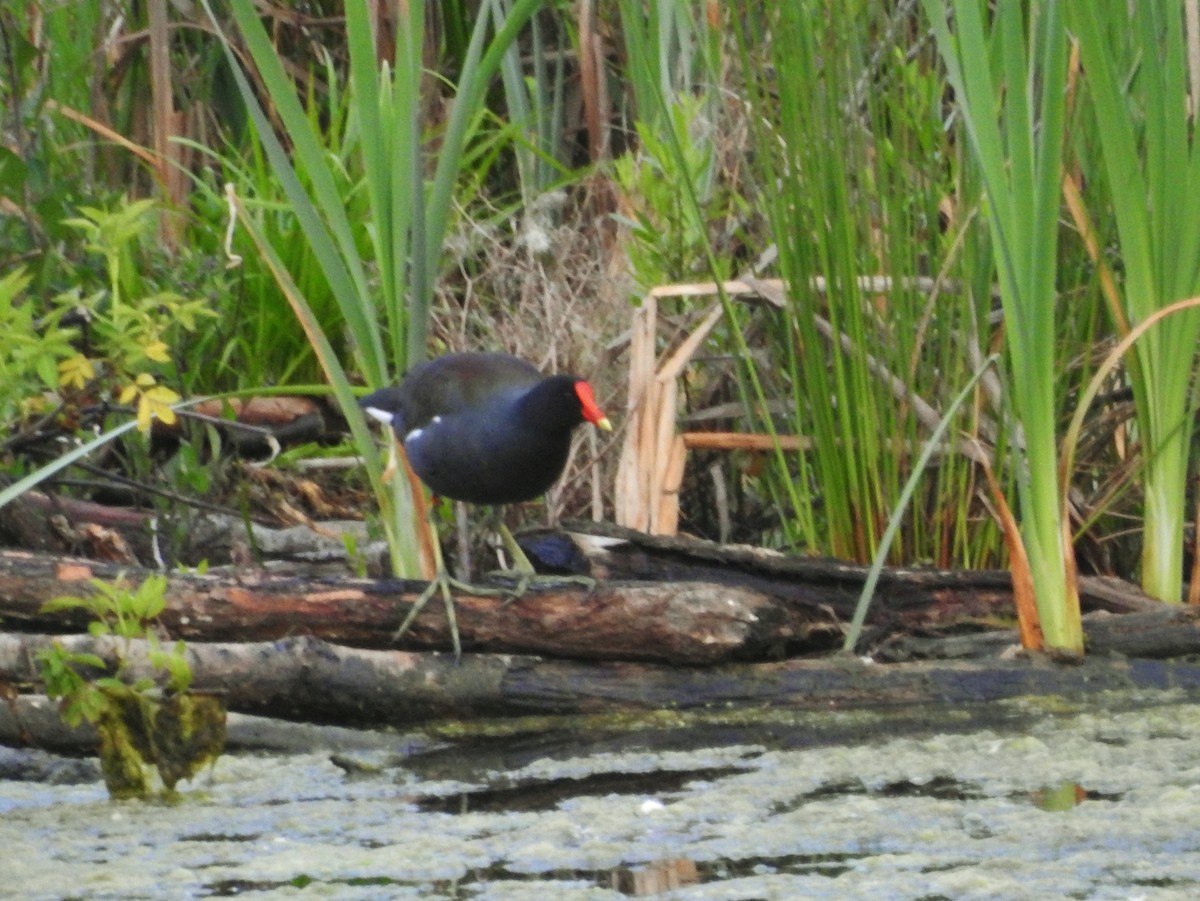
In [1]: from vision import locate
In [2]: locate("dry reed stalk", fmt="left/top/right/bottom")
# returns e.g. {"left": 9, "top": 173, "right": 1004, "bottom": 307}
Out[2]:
{"left": 616, "top": 282, "right": 763, "bottom": 535}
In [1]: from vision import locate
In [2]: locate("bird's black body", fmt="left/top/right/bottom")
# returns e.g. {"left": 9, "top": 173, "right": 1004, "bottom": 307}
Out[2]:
{"left": 360, "top": 352, "right": 607, "bottom": 505}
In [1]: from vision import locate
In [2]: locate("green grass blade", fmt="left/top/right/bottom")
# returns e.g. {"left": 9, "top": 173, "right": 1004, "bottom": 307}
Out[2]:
{"left": 843, "top": 354, "right": 1001, "bottom": 654}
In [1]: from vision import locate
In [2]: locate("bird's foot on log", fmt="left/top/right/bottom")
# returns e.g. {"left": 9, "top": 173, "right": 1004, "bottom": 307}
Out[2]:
{"left": 486, "top": 522, "right": 596, "bottom": 601}
{"left": 483, "top": 570, "right": 598, "bottom": 604}
{"left": 394, "top": 571, "right": 508, "bottom": 660}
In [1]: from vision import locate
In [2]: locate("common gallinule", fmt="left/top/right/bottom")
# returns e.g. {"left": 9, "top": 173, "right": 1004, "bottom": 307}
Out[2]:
{"left": 361, "top": 352, "right": 612, "bottom": 650}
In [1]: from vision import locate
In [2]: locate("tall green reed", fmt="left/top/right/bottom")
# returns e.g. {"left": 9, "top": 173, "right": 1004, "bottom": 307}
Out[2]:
{"left": 924, "top": 0, "right": 1081, "bottom": 651}
{"left": 492, "top": 0, "right": 570, "bottom": 200}
{"left": 1070, "top": 2, "right": 1200, "bottom": 604}
{"left": 612, "top": 0, "right": 727, "bottom": 282}
{"left": 616, "top": 0, "right": 721, "bottom": 134}
{"left": 736, "top": 2, "right": 993, "bottom": 567}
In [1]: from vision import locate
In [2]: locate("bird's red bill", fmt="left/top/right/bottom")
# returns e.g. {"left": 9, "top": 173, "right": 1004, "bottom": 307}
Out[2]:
{"left": 574, "top": 381, "right": 612, "bottom": 430}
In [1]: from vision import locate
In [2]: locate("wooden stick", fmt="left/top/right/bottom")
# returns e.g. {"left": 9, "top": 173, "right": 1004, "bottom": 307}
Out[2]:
{"left": 682, "top": 432, "right": 812, "bottom": 451}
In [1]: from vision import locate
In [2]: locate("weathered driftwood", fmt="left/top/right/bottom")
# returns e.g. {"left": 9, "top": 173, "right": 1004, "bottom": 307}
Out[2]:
{"left": 876, "top": 606, "right": 1200, "bottom": 662}
{"left": 0, "top": 490, "right": 368, "bottom": 568}
{"left": 549, "top": 520, "right": 1165, "bottom": 619}
{"left": 0, "top": 525, "right": 1186, "bottom": 665}
{"left": 0, "top": 549, "right": 810, "bottom": 664}
{"left": 5, "top": 633, "right": 1200, "bottom": 735}
{"left": 0, "top": 692, "right": 438, "bottom": 756}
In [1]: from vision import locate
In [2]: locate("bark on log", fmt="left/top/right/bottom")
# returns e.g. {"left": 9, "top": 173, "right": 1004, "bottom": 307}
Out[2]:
{"left": 552, "top": 520, "right": 1165, "bottom": 620}
{"left": 877, "top": 607, "right": 1200, "bottom": 662}
{"left": 5, "top": 632, "right": 1200, "bottom": 732}
{"left": 0, "top": 550, "right": 814, "bottom": 664}
{"left": 0, "top": 490, "right": 370, "bottom": 569}
{"left": 0, "top": 694, "right": 433, "bottom": 755}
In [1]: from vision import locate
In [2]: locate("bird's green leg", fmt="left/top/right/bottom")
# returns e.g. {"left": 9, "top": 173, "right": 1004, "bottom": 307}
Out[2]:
{"left": 392, "top": 498, "right": 507, "bottom": 660}
{"left": 496, "top": 521, "right": 535, "bottom": 597}
{"left": 489, "top": 515, "right": 596, "bottom": 602}
{"left": 392, "top": 530, "right": 461, "bottom": 658}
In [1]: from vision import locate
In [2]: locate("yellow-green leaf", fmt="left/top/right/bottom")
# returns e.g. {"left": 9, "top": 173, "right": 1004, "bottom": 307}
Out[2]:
{"left": 143, "top": 340, "right": 170, "bottom": 363}
{"left": 59, "top": 355, "right": 97, "bottom": 390}
{"left": 136, "top": 397, "right": 152, "bottom": 433}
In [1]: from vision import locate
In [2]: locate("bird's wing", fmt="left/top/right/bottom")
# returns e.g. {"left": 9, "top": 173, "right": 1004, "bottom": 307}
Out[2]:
{"left": 399, "top": 353, "right": 541, "bottom": 429}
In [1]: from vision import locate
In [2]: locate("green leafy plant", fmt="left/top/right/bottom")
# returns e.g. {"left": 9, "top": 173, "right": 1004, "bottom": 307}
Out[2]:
{"left": 342, "top": 532, "right": 368, "bottom": 579}
{"left": 173, "top": 46, "right": 365, "bottom": 391}
{"left": 0, "top": 2, "right": 104, "bottom": 267}
{"left": 613, "top": 96, "right": 732, "bottom": 290}
{"left": 56, "top": 197, "right": 218, "bottom": 432}
{"left": 37, "top": 575, "right": 224, "bottom": 799}
{"left": 0, "top": 267, "right": 77, "bottom": 425}
{"left": 2, "top": 196, "right": 215, "bottom": 437}
{"left": 615, "top": 0, "right": 721, "bottom": 137}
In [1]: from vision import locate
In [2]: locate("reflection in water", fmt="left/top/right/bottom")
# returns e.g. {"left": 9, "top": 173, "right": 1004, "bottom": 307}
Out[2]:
{"left": 609, "top": 857, "right": 700, "bottom": 895}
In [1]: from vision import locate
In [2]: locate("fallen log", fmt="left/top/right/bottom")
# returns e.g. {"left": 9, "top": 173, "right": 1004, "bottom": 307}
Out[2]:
{"left": 0, "top": 490, "right": 370, "bottom": 569}
{"left": 0, "top": 694, "right": 436, "bottom": 756}
{"left": 0, "top": 549, "right": 820, "bottom": 664}
{"left": 552, "top": 520, "right": 1165, "bottom": 621}
{"left": 5, "top": 632, "right": 1200, "bottom": 732}
{"left": 0, "top": 533, "right": 1184, "bottom": 664}
{"left": 879, "top": 605, "right": 1200, "bottom": 662}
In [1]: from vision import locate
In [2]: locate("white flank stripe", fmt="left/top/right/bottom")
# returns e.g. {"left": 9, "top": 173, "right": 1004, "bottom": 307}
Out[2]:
{"left": 363, "top": 406, "right": 394, "bottom": 426}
